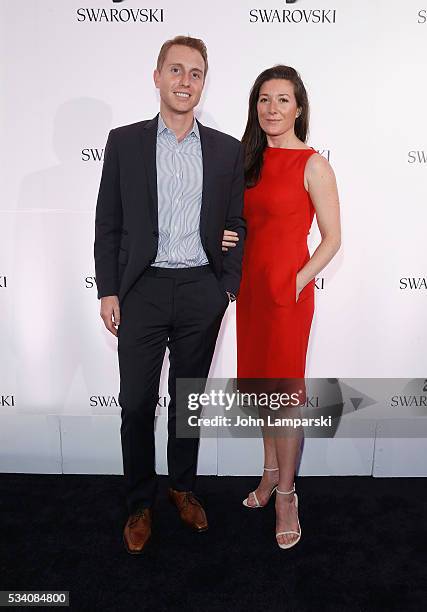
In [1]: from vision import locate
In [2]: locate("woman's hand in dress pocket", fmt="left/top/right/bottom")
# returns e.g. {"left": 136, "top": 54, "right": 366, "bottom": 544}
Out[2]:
{"left": 295, "top": 272, "right": 303, "bottom": 303}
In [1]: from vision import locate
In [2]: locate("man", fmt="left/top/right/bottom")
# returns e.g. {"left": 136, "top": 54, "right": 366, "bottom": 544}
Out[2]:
{"left": 94, "top": 35, "right": 245, "bottom": 554}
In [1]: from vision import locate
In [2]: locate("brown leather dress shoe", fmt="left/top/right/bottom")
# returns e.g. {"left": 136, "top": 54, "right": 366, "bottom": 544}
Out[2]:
{"left": 123, "top": 507, "right": 152, "bottom": 554}
{"left": 168, "top": 488, "right": 208, "bottom": 532}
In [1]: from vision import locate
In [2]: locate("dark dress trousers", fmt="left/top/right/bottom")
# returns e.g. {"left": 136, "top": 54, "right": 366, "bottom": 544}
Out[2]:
{"left": 94, "top": 114, "right": 246, "bottom": 512}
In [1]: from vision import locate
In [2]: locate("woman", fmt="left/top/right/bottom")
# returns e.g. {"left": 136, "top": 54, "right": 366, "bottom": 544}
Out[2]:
{"left": 223, "top": 66, "right": 341, "bottom": 549}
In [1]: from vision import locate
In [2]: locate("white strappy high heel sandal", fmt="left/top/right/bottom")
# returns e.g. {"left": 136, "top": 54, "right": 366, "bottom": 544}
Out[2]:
{"left": 275, "top": 483, "right": 301, "bottom": 549}
{"left": 242, "top": 467, "right": 279, "bottom": 508}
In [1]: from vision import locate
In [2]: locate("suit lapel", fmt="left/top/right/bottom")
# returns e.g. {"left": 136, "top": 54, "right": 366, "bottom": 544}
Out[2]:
{"left": 139, "top": 114, "right": 159, "bottom": 230}
{"left": 198, "top": 120, "right": 216, "bottom": 240}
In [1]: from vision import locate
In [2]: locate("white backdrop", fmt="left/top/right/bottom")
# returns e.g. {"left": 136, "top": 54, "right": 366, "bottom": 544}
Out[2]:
{"left": 1, "top": 0, "right": 426, "bottom": 476}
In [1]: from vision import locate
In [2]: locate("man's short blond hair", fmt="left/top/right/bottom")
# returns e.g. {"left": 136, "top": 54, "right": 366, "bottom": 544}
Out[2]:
{"left": 156, "top": 35, "right": 208, "bottom": 77}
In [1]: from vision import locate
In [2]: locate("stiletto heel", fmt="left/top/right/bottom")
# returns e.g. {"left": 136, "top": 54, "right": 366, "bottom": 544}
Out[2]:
{"left": 242, "top": 467, "right": 279, "bottom": 508}
{"left": 275, "top": 483, "right": 301, "bottom": 549}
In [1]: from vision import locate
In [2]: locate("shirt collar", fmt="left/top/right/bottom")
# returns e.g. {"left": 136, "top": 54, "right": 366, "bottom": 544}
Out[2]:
{"left": 157, "top": 113, "right": 200, "bottom": 140}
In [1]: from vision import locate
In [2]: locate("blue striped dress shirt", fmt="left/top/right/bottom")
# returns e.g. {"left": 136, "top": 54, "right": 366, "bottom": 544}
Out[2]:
{"left": 152, "top": 114, "right": 208, "bottom": 268}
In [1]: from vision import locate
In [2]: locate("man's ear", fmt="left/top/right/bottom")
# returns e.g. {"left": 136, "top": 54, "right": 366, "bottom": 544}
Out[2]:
{"left": 153, "top": 69, "right": 160, "bottom": 89}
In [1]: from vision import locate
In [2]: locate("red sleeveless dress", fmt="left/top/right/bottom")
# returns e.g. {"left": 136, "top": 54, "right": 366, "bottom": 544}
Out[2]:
{"left": 236, "top": 146, "right": 317, "bottom": 381}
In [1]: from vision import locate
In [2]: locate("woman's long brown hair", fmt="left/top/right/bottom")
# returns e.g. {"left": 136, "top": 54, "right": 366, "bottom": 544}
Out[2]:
{"left": 242, "top": 65, "right": 310, "bottom": 188}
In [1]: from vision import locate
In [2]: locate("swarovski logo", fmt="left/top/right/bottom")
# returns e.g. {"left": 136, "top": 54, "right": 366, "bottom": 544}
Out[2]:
{"left": 249, "top": 7, "right": 336, "bottom": 24}
{"left": 85, "top": 276, "right": 325, "bottom": 290}
{"left": 390, "top": 395, "right": 427, "bottom": 407}
{"left": 86, "top": 276, "right": 325, "bottom": 289}
{"left": 82, "top": 148, "right": 104, "bottom": 162}
{"left": 90, "top": 396, "right": 120, "bottom": 408}
{"left": 408, "top": 150, "right": 427, "bottom": 163}
{"left": 318, "top": 149, "right": 331, "bottom": 161}
{"left": 389, "top": 379, "right": 427, "bottom": 413}
{"left": 303, "top": 396, "right": 319, "bottom": 408}
{"left": 0, "top": 396, "right": 15, "bottom": 407}
{"left": 399, "top": 278, "right": 427, "bottom": 290}
{"left": 90, "top": 395, "right": 167, "bottom": 407}
{"left": 77, "top": 7, "right": 164, "bottom": 23}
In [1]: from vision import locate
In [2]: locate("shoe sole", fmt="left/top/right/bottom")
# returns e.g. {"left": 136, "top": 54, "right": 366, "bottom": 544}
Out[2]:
{"left": 276, "top": 492, "right": 301, "bottom": 550}
{"left": 182, "top": 520, "right": 209, "bottom": 533}
{"left": 193, "top": 525, "right": 209, "bottom": 533}
{"left": 243, "top": 486, "right": 277, "bottom": 508}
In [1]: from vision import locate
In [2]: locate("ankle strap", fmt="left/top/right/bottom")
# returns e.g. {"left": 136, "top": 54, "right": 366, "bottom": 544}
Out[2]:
{"left": 263, "top": 466, "right": 279, "bottom": 472}
{"left": 276, "top": 483, "right": 295, "bottom": 495}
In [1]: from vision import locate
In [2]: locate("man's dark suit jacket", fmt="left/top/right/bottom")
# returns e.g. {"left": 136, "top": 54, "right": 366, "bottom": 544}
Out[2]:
{"left": 94, "top": 114, "right": 246, "bottom": 304}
